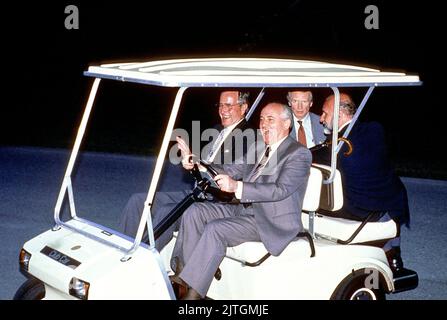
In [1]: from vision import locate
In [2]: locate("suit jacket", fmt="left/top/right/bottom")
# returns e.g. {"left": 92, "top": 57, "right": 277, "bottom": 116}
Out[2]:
{"left": 290, "top": 112, "right": 326, "bottom": 146}
{"left": 202, "top": 119, "right": 253, "bottom": 165}
{"left": 312, "top": 121, "right": 410, "bottom": 226}
{"left": 218, "top": 136, "right": 312, "bottom": 256}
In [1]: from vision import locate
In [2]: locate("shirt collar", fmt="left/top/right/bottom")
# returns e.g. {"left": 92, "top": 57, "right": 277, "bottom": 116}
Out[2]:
{"left": 222, "top": 117, "right": 244, "bottom": 133}
{"left": 293, "top": 112, "right": 310, "bottom": 124}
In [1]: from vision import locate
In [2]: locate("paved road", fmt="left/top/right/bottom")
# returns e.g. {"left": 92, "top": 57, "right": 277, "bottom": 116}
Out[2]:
{"left": 1, "top": 146, "right": 446, "bottom": 300}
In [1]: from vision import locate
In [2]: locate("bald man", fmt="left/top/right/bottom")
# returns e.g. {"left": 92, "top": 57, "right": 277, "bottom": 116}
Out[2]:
{"left": 314, "top": 93, "right": 410, "bottom": 271}
{"left": 172, "top": 103, "right": 312, "bottom": 299}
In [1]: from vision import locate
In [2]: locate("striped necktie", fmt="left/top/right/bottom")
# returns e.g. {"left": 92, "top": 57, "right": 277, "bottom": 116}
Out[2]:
{"left": 249, "top": 146, "right": 271, "bottom": 181}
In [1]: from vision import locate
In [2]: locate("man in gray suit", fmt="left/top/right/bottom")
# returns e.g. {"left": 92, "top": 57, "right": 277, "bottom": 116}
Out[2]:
{"left": 173, "top": 102, "right": 312, "bottom": 299}
{"left": 287, "top": 90, "right": 326, "bottom": 147}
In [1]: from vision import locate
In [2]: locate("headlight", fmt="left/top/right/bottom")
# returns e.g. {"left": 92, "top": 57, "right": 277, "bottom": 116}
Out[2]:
{"left": 19, "top": 248, "right": 32, "bottom": 272}
{"left": 69, "top": 277, "right": 90, "bottom": 300}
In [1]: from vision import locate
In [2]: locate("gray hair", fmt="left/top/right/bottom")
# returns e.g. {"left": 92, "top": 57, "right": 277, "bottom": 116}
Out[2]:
{"left": 340, "top": 100, "right": 356, "bottom": 116}
{"left": 237, "top": 92, "right": 250, "bottom": 105}
{"left": 324, "top": 94, "right": 357, "bottom": 116}
{"left": 279, "top": 103, "right": 293, "bottom": 128}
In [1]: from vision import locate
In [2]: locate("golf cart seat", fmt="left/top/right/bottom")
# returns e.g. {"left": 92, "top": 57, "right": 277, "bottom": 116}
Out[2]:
{"left": 301, "top": 164, "right": 398, "bottom": 244}
{"left": 226, "top": 165, "right": 397, "bottom": 265}
{"left": 225, "top": 166, "right": 324, "bottom": 262}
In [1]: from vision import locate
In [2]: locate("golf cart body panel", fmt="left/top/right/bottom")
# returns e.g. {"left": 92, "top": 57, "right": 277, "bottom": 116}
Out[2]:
{"left": 23, "top": 220, "right": 175, "bottom": 300}
{"left": 17, "top": 57, "right": 421, "bottom": 299}
{"left": 158, "top": 232, "right": 394, "bottom": 300}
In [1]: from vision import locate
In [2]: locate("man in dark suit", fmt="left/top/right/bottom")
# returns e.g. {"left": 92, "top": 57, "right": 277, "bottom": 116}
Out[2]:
{"left": 313, "top": 93, "right": 409, "bottom": 270}
{"left": 287, "top": 90, "right": 326, "bottom": 147}
{"left": 173, "top": 102, "right": 312, "bottom": 299}
{"left": 119, "top": 91, "right": 253, "bottom": 250}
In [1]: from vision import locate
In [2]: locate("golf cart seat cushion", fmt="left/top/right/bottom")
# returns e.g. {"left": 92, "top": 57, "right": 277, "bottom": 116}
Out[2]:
{"left": 225, "top": 214, "right": 397, "bottom": 263}
{"left": 312, "top": 164, "right": 343, "bottom": 211}
{"left": 302, "top": 166, "right": 323, "bottom": 212}
{"left": 225, "top": 169, "right": 323, "bottom": 262}
{"left": 301, "top": 212, "right": 398, "bottom": 243}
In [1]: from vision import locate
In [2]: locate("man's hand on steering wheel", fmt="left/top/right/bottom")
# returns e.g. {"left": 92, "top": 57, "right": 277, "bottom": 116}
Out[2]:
{"left": 176, "top": 136, "right": 195, "bottom": 170}
{"left": 214, "top": 174, "right": 238, "bottom": 193}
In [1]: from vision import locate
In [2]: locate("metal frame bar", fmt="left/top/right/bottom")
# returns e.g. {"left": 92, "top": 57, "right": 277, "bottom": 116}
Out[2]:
{"left": 308, "top": 211, "right": 316, "bottom": 239}
{"left": 323, "top": 87, "right": 340, "bottom": 184}
{"left": 245, "top": 87, "right": 265, "bottom": 121}
{"left": 323, "top": 86, "right": 375, "bottom": 184}
{"left": 66, "top": 177, "right": 77, "bottom": 219}
{"left": 54, "top": 78, "right": 101, "bottom": 225}
{"left": 123, "top": 87, "right": 188, "bottom": 259}
{"left": 335, "top": 86, "right": 375, "bottom": 154}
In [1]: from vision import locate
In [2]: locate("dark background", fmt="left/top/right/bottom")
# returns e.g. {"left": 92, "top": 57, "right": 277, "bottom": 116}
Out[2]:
{"left": 1, "top": 0, "right": 444, "bottom": 179}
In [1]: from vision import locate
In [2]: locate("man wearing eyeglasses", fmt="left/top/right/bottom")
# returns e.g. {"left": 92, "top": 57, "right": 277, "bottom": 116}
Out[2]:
{"left": 204, "top": 91, "right": 251, "bottom": 164}
{"left": 287, "top": 90, "right": 326, "bottom": 148}
{"left": 119, "top": 91, "right": 253, "bottom": 251}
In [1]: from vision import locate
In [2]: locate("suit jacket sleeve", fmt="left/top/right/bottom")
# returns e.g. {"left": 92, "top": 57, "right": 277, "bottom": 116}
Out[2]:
{"left": 241, "top": 146, "right": 312, "bottom": 203}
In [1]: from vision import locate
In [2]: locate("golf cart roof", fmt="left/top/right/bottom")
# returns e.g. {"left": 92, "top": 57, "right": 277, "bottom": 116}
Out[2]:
{"left": 84, "top": 58, "right": 421, "bottom": 88}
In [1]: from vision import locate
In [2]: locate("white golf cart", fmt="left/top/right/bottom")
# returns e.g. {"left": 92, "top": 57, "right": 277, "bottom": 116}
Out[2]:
{"left": 15, "top": 58, "right": 421, "bottom": 300}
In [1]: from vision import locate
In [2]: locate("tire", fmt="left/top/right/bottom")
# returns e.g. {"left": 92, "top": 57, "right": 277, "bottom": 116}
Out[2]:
{"left": 13, "top": 278, "right": 45, "bottom": 300}
{"left": 331, "top": 269, "right": 386, "bottom": 300}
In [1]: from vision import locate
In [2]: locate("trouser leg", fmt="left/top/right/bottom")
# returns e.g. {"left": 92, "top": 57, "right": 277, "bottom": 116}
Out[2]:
{"left": 178, "top": 214, "right": 261, "bottom": 298}
{"left": 378, "top": 213, "right": 401, "bottom": 251}
{"left": 119, "top": 193, "right": 146, "bottom": 237}
{"left": 170, "top": 202, "right": 238, "bottom": 272}
{"left": 119, "top": 190, "right": 189, "bottom": 250}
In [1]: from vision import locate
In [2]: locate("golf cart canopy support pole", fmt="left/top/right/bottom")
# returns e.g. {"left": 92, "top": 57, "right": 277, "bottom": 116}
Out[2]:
{"left": 335, "top": 86, "right": 375, "bottom": 154}
{"left": 324, "top": 87, "right": 340, "bottom": 185}
{"left": 245, "top": 87, "right": 265, "bottom": 121}
{"left": 123, "top": 87, "right": 188, "bottom": 259}
{"left": 54, "top": 78, "right": 101, "bottom": 225}
{"left": 323, "top": 86, "right": 375, "bottom": 184}
{"left": 51, "top": 78, "right": 138, "bottom": 253}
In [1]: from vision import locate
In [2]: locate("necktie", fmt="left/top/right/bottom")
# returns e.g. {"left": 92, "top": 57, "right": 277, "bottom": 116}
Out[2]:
{"left": 297, "top": 120, "right": 307, "bottom": 147}
{"left": 206, "top": 128, "right": 227, "bottom": 162}
{"left": 249, "top": 146, "right": 271, "bottom": 181}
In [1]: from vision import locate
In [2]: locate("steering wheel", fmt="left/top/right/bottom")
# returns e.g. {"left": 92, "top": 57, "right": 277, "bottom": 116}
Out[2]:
{"left": 190, "top": 160, "right": 235, "bottom": 202}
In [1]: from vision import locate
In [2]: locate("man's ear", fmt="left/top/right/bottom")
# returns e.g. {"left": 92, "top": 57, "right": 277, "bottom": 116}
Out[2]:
{"left": 241, "top": 103, "right": 249, "bottom": 115}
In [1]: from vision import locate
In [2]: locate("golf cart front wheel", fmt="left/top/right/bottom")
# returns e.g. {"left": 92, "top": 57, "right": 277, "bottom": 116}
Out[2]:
{"left": 331, "top": 269, "right": 386, "bottom": 300}
{"left": 13, "top": 278, "right": 45, "bottom": 300}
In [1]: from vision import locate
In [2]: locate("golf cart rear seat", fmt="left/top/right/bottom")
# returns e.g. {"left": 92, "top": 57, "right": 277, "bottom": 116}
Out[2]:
{"left": 302, "top": 164, "right": 397, "bottom": 244}
{"left": 225, "top": 165, "right": 397, "bottom": 264}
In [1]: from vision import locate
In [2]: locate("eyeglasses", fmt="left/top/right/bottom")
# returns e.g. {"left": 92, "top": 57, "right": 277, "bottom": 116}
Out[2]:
{"left": 215, "top": 102, "right": 242, "bottom": 109}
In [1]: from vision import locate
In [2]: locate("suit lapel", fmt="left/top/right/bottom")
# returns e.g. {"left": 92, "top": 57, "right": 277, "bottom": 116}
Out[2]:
{"left": 246, "top": 137, "right": 294, "bottom": 180}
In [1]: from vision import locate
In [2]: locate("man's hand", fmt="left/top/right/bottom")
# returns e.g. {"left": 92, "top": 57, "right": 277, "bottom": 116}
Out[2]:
{"left": 176, "top": 136, "right": 194, "bottom": 170}
{"left": 214, "top": 174, "right": 238, "bottom": 193}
